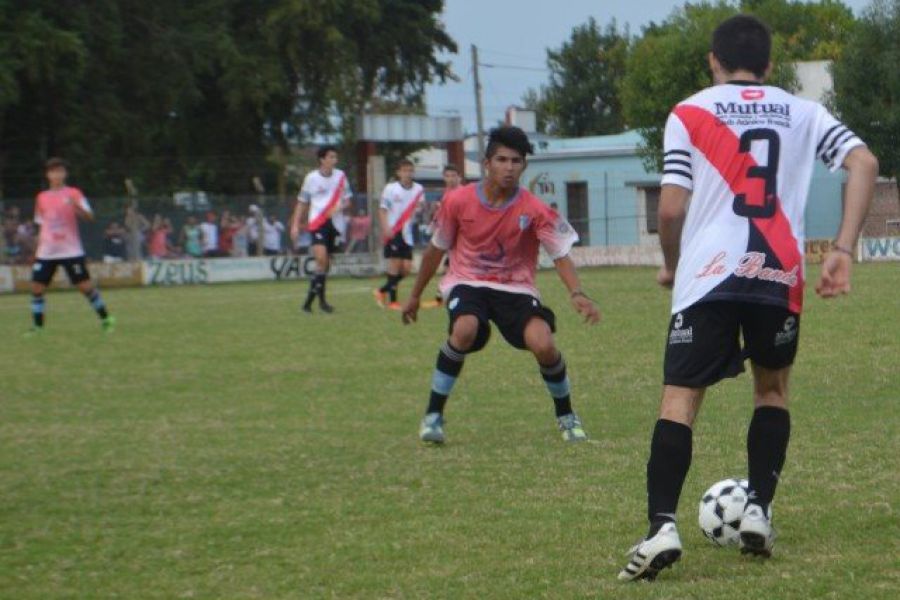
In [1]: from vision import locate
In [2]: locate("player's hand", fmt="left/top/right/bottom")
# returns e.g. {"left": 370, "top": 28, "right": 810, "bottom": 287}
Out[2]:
{"left": 815, "top": 251, "right": 852, "bottom": 298}
{"left": 571, "top": 293, "right": 600, "bottom": 325}
{"left": 657, "top": 266, "right": 675, "bottom": 289}
{"left": 401, "top": 295, "right": 420, "bottom": 325}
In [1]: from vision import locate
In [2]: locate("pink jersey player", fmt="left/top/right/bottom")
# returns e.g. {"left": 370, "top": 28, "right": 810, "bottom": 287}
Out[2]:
{"left": 432, "top": 182, "right": 577, "bottom": 300}
{"left": 34, "top": 186, "right": 90, "bottom": 259}
{"left": 401, "top": 126, "right": 600, "bottom": 447}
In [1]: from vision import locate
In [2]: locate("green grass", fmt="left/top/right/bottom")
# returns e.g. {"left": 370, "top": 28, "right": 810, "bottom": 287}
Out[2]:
{"left": 1, "top": 264, "right": 897, "bottom": 599}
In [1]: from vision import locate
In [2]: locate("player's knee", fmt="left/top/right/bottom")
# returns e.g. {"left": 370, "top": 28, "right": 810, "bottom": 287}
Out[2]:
{"left": 450, "top": 316, "right": 488, "bottom": 353}
{"left": 529, "top": 338, "right": 558, "bottom": 365}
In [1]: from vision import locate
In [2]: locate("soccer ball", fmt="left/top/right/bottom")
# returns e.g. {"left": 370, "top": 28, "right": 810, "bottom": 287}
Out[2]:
{"left": 698, "top": 478, "right": 749, "bottom": 546}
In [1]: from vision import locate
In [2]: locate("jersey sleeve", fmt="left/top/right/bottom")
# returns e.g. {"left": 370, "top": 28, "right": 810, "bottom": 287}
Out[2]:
{"left": 379, "top": 184, "right": 392, "bottom": 210}
{"left": 72, "top": 188, "right": 92, "bottom": 214}
{"left": 33, "top": 194, "right": 43, "bottom": 225}
{"left": 430, "top": 194, "right": 458, "bottom": 251}
{"left": 298, "top": 174, "right": 312, "bottom": 203}
{"left": 660, "top": 110, "right": 694, "bottom": 190}
{"left": 342, "top": 174, "right": 353, "bottom": 201}
{"left": 813, "top": 105, "right": 865, "bottom": 172}
{"left": 536, "top": 204, "right": 579, "bottom": 260}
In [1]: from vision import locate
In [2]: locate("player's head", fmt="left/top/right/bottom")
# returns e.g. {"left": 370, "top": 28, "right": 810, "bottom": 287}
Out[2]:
{"left": 710, "top": 15, "right": 772, "bottom": 82}
{"left": 442, "top": 164, "right": 461, "bottom": 189}
{"left": 317, "top": 145, "right": 339, "bottom": 170}
{"left": 45, "top": 157, "right": 68, "bottom": 187}
{"left": 395, "top": 158, "right": 415, "bottom": 186}
{"left": 484, "top": 126, "right": 533, "bottom": 190}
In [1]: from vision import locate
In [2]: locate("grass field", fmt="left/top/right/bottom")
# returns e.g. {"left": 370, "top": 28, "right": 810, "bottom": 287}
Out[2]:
{"left": 1, "top": 264, "right": 897, "bottom": 599}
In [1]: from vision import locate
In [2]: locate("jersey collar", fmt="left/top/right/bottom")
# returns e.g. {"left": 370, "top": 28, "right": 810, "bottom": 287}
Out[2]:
{"left": 476, "top": 182, "right": 521, "bottom": 211}
{"left": 726, "top": 79, "right": 764, "bottom": 86}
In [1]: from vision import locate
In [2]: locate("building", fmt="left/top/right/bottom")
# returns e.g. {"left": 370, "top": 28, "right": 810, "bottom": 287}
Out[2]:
{"left": 523, "top": 129, "right": 850, "bottom": 248}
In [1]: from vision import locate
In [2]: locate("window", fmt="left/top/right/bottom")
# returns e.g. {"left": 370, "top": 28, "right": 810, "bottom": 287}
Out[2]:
{"left": 566, "top": 182, "right": 590, "bottom": 246}
{"left": 644, "top": 186, "right": 661, "bottom": 234}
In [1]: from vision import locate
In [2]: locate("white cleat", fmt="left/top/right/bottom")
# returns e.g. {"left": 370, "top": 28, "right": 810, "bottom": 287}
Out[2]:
{"left": 740, "top": 503, "right": 777, "bottom": 557}
{"left": 419, "top": 413, "right": 445, "bottom": 444}
{"left": 618, "top": 522, "right": 683, "bottom": 582}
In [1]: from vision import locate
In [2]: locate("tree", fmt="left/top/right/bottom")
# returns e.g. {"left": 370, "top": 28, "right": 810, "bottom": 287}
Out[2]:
{"left": 620, "top": 0, "right": 853, "bottom": 171}
{"left": 0, "top": 1, "right": 456, "bottom": 198}
{"left": 830, "top": 0, "right": 899, "bottom": 196}
{"left": 523, "top": 18, "right": 629, "bottom": 137}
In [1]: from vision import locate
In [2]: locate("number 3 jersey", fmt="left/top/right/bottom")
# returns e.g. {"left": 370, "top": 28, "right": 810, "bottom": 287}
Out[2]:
{"left": 662, "top": 82, "right": 865, "bottom": 315}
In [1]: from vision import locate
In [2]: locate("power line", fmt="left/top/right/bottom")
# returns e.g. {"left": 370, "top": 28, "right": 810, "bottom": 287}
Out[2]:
{"left": 478, "top": 62, "right": 550, "bottom": 73}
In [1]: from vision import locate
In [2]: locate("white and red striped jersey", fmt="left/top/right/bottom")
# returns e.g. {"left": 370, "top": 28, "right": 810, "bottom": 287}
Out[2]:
{"left": 662, "top": 82, "right": 865, "bottom": 314}
{"left": 380, "top": 181, "right": 424, "bottom": 246}
{"left": 299, "top": 168, "right": 353, "bottom": 232}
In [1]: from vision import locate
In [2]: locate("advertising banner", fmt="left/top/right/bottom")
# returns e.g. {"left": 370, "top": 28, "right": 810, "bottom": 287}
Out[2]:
{"left": 860, "top": 237, "right": 900, "bottom": 262}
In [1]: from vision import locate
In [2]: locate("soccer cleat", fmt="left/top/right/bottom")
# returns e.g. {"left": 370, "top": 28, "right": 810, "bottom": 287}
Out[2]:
{"left": 102, "top": 315, "right": 117, "bottom": 333}
{"left": 557, "top": 412, "right": 588, "bottom": 442}
{"left": 421, "top": 298, "right": 442, "bottom": 309}
{"left": 373, "top": 289, "right": 386, "bottom": 308}
{"left": 387, "top": 302, "right": 402, "bottom": 311}
{"left": 618, "top": 522, "right": 683, "bottom": 582}
{"left": 739, "top": 503, "right": 777, "bottom": 557}
{"left": 319, "top": 302, "right": 335, "bottom": 314}
{"left": 419, "top": 412, "right": 445, "bottom": 444}
{"left": 302, "top": 303, "right": 313, "bottom": 313}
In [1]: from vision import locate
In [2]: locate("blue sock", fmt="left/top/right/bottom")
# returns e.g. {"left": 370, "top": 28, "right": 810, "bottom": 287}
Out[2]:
{"left": 31, "top": 294, "right": 45, "bottom": 328}
{"left": 540, "top": 355, "right": 572, "bottom": 417}
{"left": 85, "top": 289, "right": 108, "bottom": 319}
{"left": 426, "top": 342, "right": 465, "bottom": 414}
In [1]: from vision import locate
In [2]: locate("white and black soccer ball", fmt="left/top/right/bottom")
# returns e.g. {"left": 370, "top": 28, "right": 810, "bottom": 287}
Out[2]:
{"left": 698, "top": 478, "right": 750, "bottom": 546}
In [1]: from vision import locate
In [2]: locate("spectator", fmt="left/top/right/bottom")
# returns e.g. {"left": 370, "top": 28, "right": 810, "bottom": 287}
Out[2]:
{"left": 550, "top": 202, "right": 559, "bottom": 211}
{"left": 16, "top": 219, "right": 36, "bottom": 261}
{"left": 180, "top": 215, "right": 203, "bottom": 258}
{"left": 102, "top": 221, "right": 127, "bottom": 263}
{"left": 3, "top": 206, "right": 22, "bottom": 263}
{"left": 263, "top": 213, "right": 285, "bottom": 256}
{"left": 148, "top": 215, "right": 174, "bottom": 259}
{"left": 231, "top": 215, "right": 249, "bottom": 257}
{"left": 200, "top": 211, "right": 220, "bottom": 257}
{"left": 124, "top": 201, "right": 150, "bottom": 260}
{"left": 246, "top": 204, "right": 262, "bottom": 256}
{"left": 345, "top": 209, "right": 371, "bottom": 254}
{"left": 218, "top": 210, "right": 237, "bottom": 256}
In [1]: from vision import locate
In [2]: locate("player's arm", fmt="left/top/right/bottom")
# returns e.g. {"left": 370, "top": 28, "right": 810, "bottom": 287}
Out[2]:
{"left": 72, "top": 194, "right": 95, "bottom": 222}
{"left": 379, "top": 207, "right": 391, "bottom": 244}
{"left": 657, "top": 184, "right": 691, "bottom": 288}
{"left": 553, "top": 255, "right": 600, "bottom": 324}
{"left": 290, "top": 201, "right": 308, "bottom": 241}
{"left": 401, "top": 242, "right": 446, "bottom": 324}
{"left": 816, "top": 146, "right": 878, "bottom": 298}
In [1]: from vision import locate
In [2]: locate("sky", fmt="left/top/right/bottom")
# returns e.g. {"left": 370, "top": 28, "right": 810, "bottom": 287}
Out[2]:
{"left": 426, "top": 0, "right": 872, "bottom": 133}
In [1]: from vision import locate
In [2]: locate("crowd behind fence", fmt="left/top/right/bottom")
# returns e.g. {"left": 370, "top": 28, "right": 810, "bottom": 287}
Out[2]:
{"left": 0, "top": 193, "right": 447, "bottom": 265}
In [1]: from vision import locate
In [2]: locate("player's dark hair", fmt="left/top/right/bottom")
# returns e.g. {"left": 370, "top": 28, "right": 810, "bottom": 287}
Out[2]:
{"left": 443, "top": 164, "right": 460, "bottom": 174}
{"left": 711, "top": 15, "right": 771, "bottom": 78}
{"left": 45, "top": 157, "right": 68, "bottom": 170}
{"left": 396, "top": 158, "right": 414, "bottom": 170}
{"left": 485, "top": 126, "right": 534, "bottom": 159}
{"left": 316, "top": 145, "right": 338, "bottom": 162}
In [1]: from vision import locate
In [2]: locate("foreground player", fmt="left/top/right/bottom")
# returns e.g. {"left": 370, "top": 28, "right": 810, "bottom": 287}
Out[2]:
{"left": 402, "top": 126, "right": 600, "bottom": 444}
{"left": 374, "top": 159, "right": 424, "bottom": 309}
{"left": 422, "top": 163, "right": 463, "bottom": 309}
{"left": 618, "top": 15, "right": 877, "bottom": 581}
{"left": 291, "top": 146, "right": 353, "bottom": 313}
{"left": 28, "top": 158, "right": 116, "bottom": 334}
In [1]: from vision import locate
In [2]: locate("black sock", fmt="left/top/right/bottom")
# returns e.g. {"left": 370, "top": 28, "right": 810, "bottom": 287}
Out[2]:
{"left": 85, "top": 289, "right": 108, "bottom": 319}
{"left": 647, "top": 419, "right": 693, "bottom": 536}
{"left": 304, "top": 274, "right": 322, "bottom": 308}
{"left": 317, "top": 274, "right": 328, "bottom": 305}
{"left": 379, "top": 275, "right": 393, "bottom": 294}
{"left": 31, "top": 293, "right": 45, "bottom": 328}
{"left": 747, "top": 406, "right": 790, "bottom": 511}
{"left": 426, "top": 341, "right": 465, "bottom": 415}
{"left": 390, "top": 274, "right": 404, "bottom": 303}
{"left": 540, "top": 354, "right": 572, "bottom": 417}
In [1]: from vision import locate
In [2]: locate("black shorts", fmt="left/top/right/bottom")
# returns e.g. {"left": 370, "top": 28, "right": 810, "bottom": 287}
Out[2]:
{"left": 310, "top": 219, "right": 339, "bottom": 254}
{"left": 383, "top": 232, "right": 413, "bottom": 260}
{"left": 445, "top": 284, "right": 556, "bottom": 351}
{"left": 32, "top": 256, "right": 91, "bottom": 286}
{"left": 663, "top": 301, "right": 800, "bottom": 388}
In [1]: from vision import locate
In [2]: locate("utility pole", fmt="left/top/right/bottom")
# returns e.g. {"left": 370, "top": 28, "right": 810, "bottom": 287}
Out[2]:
{"left": 471, "top": 44, "right": 486, "bottom": 178}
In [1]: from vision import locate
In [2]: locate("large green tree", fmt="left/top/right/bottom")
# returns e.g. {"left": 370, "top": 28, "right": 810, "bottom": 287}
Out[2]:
{"left": 0, "top": 0, "right": 456, "bottom": 198}
{"left": 830, "top": 0, "right": 899, "bottom": 195}
{"left": 620, "top": 0, "right": 855, "bottom": 171}
{"left": 523, "top": 19, "right": 629, "bottom": 137}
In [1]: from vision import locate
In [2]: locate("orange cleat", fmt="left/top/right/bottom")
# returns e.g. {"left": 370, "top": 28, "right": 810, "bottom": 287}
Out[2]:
{"left": 372, "top": 289, "right": 386, "bottom": 308}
